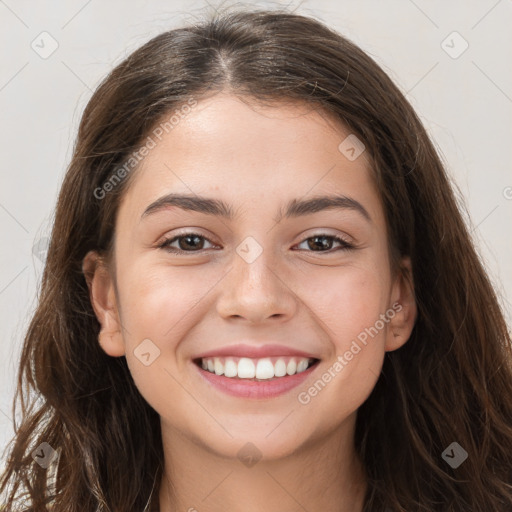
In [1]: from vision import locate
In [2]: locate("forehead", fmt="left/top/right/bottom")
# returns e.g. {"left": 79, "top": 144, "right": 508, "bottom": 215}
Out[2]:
{"left": 118, "top": 93, "right": 382, "bottom": 224}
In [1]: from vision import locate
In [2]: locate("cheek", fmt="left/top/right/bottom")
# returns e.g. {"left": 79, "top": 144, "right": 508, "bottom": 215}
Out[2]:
{"left": 301, "top": 264, "right": 390, "bottom": 347}
{"left": 292, "top": 275, "right": 388, "bottom": 427}
{"left": 117, "top": 265, "right": 208, "bottom": 417}
{"left": 294, "top": 266, "right": 389, "bottom": 408}
{"left": 117, "top": 264, "right": 206, "bottom": 343}
{"left": 114, "top": 263, "right": 207, "bottom": 391}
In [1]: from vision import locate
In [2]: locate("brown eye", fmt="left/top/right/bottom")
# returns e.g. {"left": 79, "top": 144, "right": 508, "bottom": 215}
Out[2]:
{"left": 296, "top": 234, "right": 354, "bottom": 253}
{"left": 158, "top": 232, "right": 354, "bottom": 255}
{"left": 159, "top": 233, "right": 215, "bottom": 253}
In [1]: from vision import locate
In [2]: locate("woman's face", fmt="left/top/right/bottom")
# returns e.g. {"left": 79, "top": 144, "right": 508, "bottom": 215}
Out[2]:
{"left": 85, "top": 93, "right": 415, "bottom": 460}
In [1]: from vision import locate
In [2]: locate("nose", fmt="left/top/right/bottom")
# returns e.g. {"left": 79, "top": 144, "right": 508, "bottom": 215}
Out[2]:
{"left": 216, "top": 246, "right": 298, "bottom": 324}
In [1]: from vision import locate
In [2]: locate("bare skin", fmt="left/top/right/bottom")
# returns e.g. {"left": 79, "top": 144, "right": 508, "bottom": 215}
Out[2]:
{"left": 83, "top": 93, "right": 416, "bottom": 512}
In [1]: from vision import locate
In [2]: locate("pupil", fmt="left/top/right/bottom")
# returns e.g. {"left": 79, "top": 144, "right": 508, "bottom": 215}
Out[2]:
{"left": 181, "top": 235, "right": 202, "bottom": 250}
{"left": 309, "top": 236, "right": 330, "bottom": 251}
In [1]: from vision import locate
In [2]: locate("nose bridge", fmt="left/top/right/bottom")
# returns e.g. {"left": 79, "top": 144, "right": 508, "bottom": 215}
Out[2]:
{"left": 236, "top": 238, "right": 276, "bottom": 290}
{"left": 216, "top": 235, "right": 296, "bottom": 322}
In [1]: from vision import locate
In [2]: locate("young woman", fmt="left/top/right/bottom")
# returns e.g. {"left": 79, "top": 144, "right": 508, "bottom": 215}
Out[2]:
{"left": 1, "top": 7, "right": 511, "bottom": 512}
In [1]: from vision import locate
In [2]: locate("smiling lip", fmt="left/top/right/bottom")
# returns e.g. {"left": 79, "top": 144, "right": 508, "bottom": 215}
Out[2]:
{"left": 194, "top": 343, "right": 318, "bottom": 360}
{"left": 194, "top": 360, "right": 319, "bottom": 399}
{"left": 192, "top": 343, "right": 320, "bottom": 399}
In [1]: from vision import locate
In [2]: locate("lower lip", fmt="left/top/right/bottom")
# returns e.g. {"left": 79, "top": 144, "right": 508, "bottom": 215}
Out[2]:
{"left": 194, "top": 361, "right": 319, "bottom": 399}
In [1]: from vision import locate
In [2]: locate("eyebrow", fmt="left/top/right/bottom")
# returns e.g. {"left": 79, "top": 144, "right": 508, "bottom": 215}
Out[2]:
{"left": 141, "top": 193, "right": 371, "bottom": 222}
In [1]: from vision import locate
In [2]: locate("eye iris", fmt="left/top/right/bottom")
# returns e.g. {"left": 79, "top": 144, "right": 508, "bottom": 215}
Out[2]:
{"left": 179, "top": 235, "right": 203, "bottom": 250}
{"left": 308, "top": 236, "right": 332, "bottom": 251}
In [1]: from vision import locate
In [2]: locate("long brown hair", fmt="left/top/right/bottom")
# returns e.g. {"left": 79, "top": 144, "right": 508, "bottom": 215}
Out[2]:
{"left": 1, "top": 6, "right": 511, "bottom": 511}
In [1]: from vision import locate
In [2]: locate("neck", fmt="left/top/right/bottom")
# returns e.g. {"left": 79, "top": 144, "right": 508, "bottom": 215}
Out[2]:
{"left": 158, "top": 413, "right": 367, "bottom": 512}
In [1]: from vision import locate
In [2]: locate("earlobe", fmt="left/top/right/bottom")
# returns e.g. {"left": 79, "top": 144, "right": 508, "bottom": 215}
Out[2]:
{"left": 97, "top": 329, "right": 125, "bottom": 357}
{"left": 385, "top": 257, "right": 417, "bottom": 352}
{"left": 82, "top": 250, "right": 125, "bottom": 357}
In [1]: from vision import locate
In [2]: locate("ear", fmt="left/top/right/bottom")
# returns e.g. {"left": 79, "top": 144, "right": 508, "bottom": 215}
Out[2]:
{"left": 384, "top": 256, "right": 417, "bottom": 352}
{"left": 82, "top": 250, "right": 125, "bottom": 357}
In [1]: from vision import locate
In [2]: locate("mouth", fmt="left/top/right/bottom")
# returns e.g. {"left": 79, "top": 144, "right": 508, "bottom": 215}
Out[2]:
{"left": 193, "top": 356, "right": 320, "bottom": 380}
{"left": 192, "top": 356, "right": 321, "bottom": 399}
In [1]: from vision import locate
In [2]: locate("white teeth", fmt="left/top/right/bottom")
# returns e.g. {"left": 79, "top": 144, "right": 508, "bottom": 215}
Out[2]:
{"left": 274, "top": 358, "right": 287, "bottom": 377}
{"left": 255, "top": 358, "right": 274, "bottom": 379}
{"left": 297, "top": 359, "right": 308, "bottom": 373}
{"left": 214, "top": 357, "right": 224, "bottom": 375}
{"left": 286, "top": 359, "right": 297, "bottom": 375}
{"left": 238, "top": 358, "right": 255, "bottom": 378}
{"left": 198, "top": 356, "right": 316, "bottom": 380}
{"left": 224, "top": 358, "right": 238, "bottom": 378}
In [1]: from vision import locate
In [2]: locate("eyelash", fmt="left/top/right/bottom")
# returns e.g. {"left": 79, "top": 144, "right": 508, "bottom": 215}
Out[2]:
{"left": 157, "top": 232, "right": 355, "bottom": 255}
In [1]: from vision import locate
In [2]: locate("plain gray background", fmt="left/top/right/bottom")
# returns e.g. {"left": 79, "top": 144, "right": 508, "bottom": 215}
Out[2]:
{"left": 1, "top": 0, "right": 511, "bottom": 473}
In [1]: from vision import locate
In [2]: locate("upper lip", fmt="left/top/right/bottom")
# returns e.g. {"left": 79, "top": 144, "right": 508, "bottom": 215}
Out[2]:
{"left": 194, "top": 343, "right": 320, "bottom": 360}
